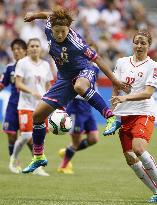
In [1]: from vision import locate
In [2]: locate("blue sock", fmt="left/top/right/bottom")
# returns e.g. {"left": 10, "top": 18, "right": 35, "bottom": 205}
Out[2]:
{"left": 65, "top": 146, "right": 75, "bottom": 160}
{"left": 8, "top": 144, "right": 14, "bottom": 156}
{"left": 83, "top": 88, "right": 113, "bottom": 119}
{"left": 33, "top": 123, "right": 46, "bottom": 145}
{"left": 77, "top": 139, "right": 89, "bottom": 151}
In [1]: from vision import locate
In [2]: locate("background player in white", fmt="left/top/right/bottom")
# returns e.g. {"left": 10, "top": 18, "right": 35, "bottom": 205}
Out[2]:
{"left": 111, "top": 30, "right": 157, "bottom": 203}
{"left": 13, "top": 38, "right": 53, "bottom": 176}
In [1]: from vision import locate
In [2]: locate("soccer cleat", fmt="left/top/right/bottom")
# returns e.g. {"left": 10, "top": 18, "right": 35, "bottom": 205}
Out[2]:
{"left": 58, "top": 148, "right": 73, "bottom": 169}
{"left": 33, "top": 166, "right": 49, "bottom": 176}
{"left": 103, "top": 116, "right": 121, "bottom": 136}
{"left": 57, "top": 167, "right": 74, "bottom": 174}
{"left": 9, "top": 155, "right": 22, "bottom": 174}
{"left": 58, "top": 148, "right": 73, "bottom": 173}
{"left": 22, "top": 155, "right": 48, "bottom": 173}
{"left": 148, "top": 194, "right": 157, "bottom": 203}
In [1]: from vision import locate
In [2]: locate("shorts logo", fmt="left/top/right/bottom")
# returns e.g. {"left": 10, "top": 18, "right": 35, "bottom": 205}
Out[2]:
{"left": 3, "top": 122, "right": 9, "bottom": 130}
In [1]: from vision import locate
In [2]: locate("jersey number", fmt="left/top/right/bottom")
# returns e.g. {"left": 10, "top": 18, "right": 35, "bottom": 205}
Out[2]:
{"left": 126, "top": 77, "right": 135, "bottom": 85}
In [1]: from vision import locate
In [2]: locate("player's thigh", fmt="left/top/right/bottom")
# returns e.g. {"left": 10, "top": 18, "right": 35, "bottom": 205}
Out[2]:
{"left": 42, "top": 78, "right": 77, "bottom": 108}
{"left": 131, "top": 115, "right": 155, "bottom": 143}
{"left": 3, "top": 103, "right": 19, "bottom": 134}
{"left": 70, "top": 113, "right": 85, "bottom": 135}
{"left": 18, "top": 110, "right": 33, "bottom": 132}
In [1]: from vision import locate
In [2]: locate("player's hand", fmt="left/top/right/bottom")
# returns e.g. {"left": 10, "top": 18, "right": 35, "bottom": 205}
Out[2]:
{"left": 24, "top": 12, "right": 35, "bottom": 22}
{"left": 114, "top": 80, "right": 131, "bottom": 94}
{"left": 111, "top": 96, "right": 127, "bottom": 106}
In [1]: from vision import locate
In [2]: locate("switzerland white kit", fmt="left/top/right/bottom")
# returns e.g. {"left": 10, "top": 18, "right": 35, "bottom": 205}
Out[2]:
{"left": 113, "top": 56, "right": 157, "bottom": 116}
{"left": 15, "top": 56, "right": 53, "bottom": 111}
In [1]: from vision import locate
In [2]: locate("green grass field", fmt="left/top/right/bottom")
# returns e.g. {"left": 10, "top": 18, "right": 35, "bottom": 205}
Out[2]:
{"left": 0, "top": 126, "right": 157, "bottom": 205}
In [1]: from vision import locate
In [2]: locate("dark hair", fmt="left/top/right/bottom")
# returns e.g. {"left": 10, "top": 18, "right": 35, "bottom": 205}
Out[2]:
{"left": 133, "top": 30, "right": 152, "bottom": 46}
{"left": 11, "top": 39, "right": 27, "bottom": 50}
{"left": 27, "top": 38, "right": 41, "bottom": 46}
{"left": 50, "top": 6, "right": 73, "bottom": 27}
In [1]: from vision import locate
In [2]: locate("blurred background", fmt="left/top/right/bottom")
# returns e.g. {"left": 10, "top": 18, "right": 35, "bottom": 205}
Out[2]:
{"left": 0, "top": 0, "right": 157, "bottom": 123}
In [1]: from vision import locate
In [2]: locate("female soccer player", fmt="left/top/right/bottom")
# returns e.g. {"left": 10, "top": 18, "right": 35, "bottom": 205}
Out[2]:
{"left": 22, "top": 6, "right": 130, "bottom": 173}
{"left": 0, "top": 39, "right": 33, "bottom": 173}
{"left": 111, "top": 30, "right": 157, "bottom": 203}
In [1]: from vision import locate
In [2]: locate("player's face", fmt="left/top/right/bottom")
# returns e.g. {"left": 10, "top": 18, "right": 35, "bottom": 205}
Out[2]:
{"left": 52, "top": 25, "right": 69, "bottom": 42}
{"left": 28, "top": 40, "right": 41, "bottom": 58}
{"left": 12, "top": 44, "right": 26, "bottom": 61}
{"left": 133, "top": 35, "right": 150, "bottom": 59}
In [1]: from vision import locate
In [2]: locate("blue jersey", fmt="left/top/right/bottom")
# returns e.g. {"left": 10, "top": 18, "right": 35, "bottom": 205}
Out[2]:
{"left": 45, "top": 17, "right": 97, "bottom": 79}
{"left": 0, "top": 63, "right": 19, "bottom": 105}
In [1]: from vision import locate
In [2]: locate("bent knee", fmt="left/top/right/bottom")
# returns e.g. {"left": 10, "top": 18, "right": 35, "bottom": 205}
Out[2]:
{"left": 88, "top": 136, "right": 99, "bottom": 145}
{"left": 124, "top": 152, "right": 139, "bottom": 166}
{"left": 33, "top": 111, "right": 44, "bottom": 123}
{"left": 74, "top": 78, "right": 89, "bottom": 95}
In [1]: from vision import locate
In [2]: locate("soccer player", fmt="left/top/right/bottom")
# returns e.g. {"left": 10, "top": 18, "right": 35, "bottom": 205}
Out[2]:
{"left": 0, "top": 39, "right": 34, "bottom": 173}
{"left": 22, "top": 6, "right": 130, "bottom": 173}
{"left": 14, "top": 38, "right": 53, "bottom": 176}
{"left": 110, "top": 30, "right": 157, "bottom": 203}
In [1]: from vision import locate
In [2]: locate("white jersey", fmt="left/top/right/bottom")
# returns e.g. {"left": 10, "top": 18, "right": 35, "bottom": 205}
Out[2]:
{"left": 113, "top": 56, "right": 157, "bottom": 116}
{"left": 15, "top": 56, "right": 53, "bottom": 111}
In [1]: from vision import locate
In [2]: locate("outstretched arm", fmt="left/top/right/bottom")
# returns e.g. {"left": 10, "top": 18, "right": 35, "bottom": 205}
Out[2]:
{"left": 94, "top": 55, "right": 131, "bottom": 93}
{"left": 24, "top": 11, "right": 52, "bottom": 22}
{"left": 111, "top": 85, "right": 155, "bottom": 106}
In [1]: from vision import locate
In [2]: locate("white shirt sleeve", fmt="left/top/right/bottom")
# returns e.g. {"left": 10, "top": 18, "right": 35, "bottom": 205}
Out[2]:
{"left": 146, "top": 65, "right": 157, "bottom": 89}
{"left": 15, "top": 59, "right": 25, "bottom": 78}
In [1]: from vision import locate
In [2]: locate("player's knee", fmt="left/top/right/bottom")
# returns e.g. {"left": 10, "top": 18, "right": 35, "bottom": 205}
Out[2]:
{"left": 33, "top": 111, "right": 44, "bottom": 123}
{"left": 88, "top": 136, "right": 99, "bottom": 145}
{"left": 133, "top": 146, "right": 145, "bottom": 157}
{"left": 124, "top": 152, "right": 138, "bottom": 166}
{"left": 74, "top": 78, "right": 89, "bottom": 95}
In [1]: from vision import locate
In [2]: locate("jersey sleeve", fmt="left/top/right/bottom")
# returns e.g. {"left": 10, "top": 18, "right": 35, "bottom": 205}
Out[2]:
{"left": 113, "top": 58, "right": 122, "bottom": 79}
{"left": 15, "top": 59, "right": 25, "bottom": 78}
{"left": 0, "top": 66, "right": 11, "bottom": 88}
{"left": 146, "top": 66, "right": 157, "bottom": 88}
{"left": 68, "top": 29, "right": 97, "bottom": 61}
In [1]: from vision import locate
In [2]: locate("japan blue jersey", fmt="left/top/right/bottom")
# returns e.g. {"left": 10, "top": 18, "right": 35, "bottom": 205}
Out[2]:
{"left": 45, "top": 17, "right": 97, "bottom": 79}
{"left": 0, "top": 63, "right": 19, "bottom": 105}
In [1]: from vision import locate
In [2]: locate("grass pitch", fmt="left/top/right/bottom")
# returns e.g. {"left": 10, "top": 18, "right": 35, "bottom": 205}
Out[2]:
{"left": 0, "top": 126, "right": 157, "bottom": 205}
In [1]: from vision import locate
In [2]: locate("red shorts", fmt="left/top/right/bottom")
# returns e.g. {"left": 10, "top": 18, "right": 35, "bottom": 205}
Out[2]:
{"left": 119, "top": 115, "right": 155, "bottom": 152}
{"left": 18, "top": 110, "right": 48, "bottom": 132}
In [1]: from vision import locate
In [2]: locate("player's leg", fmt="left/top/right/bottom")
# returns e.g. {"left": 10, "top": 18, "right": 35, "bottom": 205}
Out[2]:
{"left": 3, "top": 104, "right": 19, "bottom": 172}
{"left": 22, "top": 101, "right": 54, "bottom": 173}
{"left": 120, "top": 116, "right": 157, "bottom": 202}
{"left": 131, "top": 116, "right": 157, "bottom": 202}
{"left": 22, "top": 79, "right": 77, "bottom": 173}
{"left": 74, "top": 69, "right": 121, "bottom": 135}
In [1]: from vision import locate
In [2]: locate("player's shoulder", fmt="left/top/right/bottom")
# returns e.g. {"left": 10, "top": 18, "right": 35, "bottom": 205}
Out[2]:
{"left": 17, "top": 56, "right": 29, "bottom": 64}
{"left": 67, "top": 28, "right": 85, "bottom": 49}
{"left": 147, "top": 57, "right": 157, "bottom": 67}
{"left": 5, "top": 62, "right": 15, "bottom": 70}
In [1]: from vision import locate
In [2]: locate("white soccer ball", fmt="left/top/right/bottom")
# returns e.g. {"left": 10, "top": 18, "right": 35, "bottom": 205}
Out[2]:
{"left": 48, "top": 109, "right": 72, "bottom": 135}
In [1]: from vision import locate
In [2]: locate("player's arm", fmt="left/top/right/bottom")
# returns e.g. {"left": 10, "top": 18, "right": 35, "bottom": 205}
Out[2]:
{"left": 24, "top": 11, "right": 52, "bottom": 22}
{"left": 94, "top": 55, "right": 130, "bottom": 93}
{"left": 111, "top": 85, "right": 155, "bottom": 106}
{"left": 111, "top": 85, "right": 120, "bottom": 110}
{"left": 45, "top": 81, "right": 51, "bottom": 91}
{"left": 15, "top": 76, "right": 41, "bottom": 99}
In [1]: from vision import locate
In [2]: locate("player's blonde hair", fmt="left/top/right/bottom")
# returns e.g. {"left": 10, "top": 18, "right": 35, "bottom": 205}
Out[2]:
{"left": 133, "top": 30, "right": 152, "bottom": 46}
{"left": 50, "top": 6, "right": 73, "bottom": 27}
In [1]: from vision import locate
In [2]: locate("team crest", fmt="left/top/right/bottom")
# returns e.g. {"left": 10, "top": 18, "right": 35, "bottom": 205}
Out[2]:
{"left": 138, "top": 72, "right": 143, "bottom": 77}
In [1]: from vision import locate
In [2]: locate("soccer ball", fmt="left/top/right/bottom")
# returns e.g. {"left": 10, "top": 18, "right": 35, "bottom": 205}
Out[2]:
{"left": 48, "top": 109, "right": 72, "bottom": 135}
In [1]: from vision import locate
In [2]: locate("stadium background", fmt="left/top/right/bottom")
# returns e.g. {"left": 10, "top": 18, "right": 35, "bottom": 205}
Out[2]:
{"left": 0, "top": 0, "right": 157, "bottom": 123}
